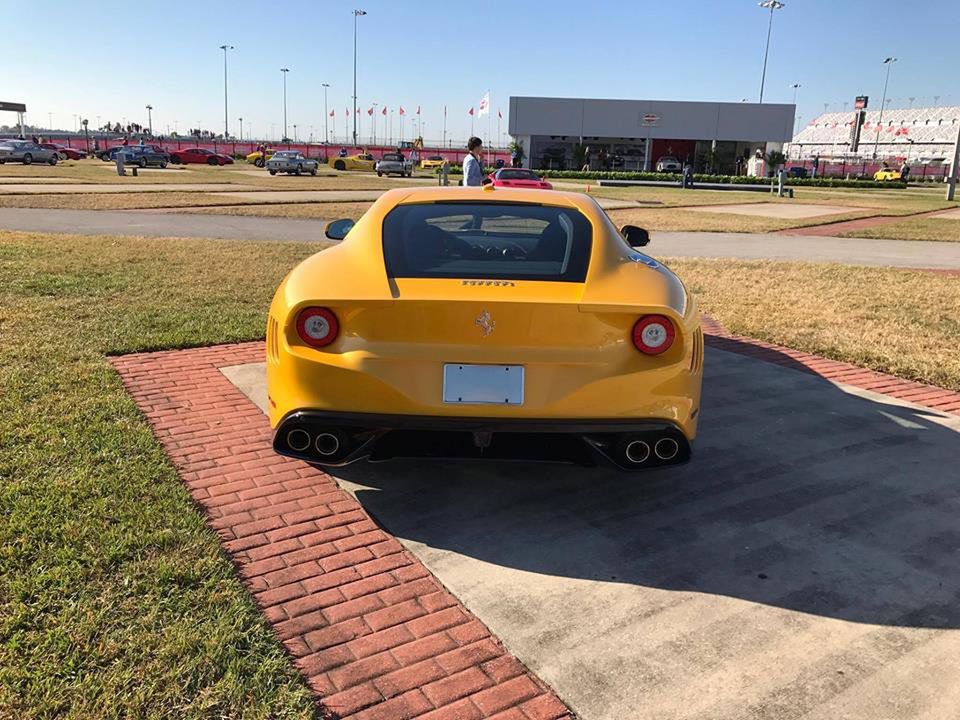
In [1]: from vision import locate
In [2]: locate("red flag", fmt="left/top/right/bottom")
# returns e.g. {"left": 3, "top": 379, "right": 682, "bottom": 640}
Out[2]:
{"left": 367, "top": 107, "right": 373, "bottom": 116}
{"left": 468, "top": 107, "right": 474, "bottom": 116}
{"left": 329, "top": 109, "right": 335, "bottom": 117}
{"left": 416, "top": 105, "right": 421, "bottom": 115}
{"left": 399, "top": 107, "right": 405, "bottom": 116}
{"left": 382, "top": 106, "right": 387, "bottom": 115}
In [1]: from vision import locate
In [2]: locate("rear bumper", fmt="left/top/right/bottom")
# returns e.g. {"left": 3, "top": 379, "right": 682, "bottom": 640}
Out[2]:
{"left": 273, "top": 410, "right": 693, "bottom": 471}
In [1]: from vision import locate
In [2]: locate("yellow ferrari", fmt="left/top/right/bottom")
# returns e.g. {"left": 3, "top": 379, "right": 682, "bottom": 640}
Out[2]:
{"left": 246, "top": 148, "right": 276, "bottom": 167}
{"left": 266, "top": 186, "right": 703, "bottom": 470}
{"left": 420, "top": 154, "right": 447, "bottom": 169}
{"left": 329, "top": 152, "right": 376, "bottom": 172}
{"left": 873, "top": 168, "right": 902, "bottom": 182}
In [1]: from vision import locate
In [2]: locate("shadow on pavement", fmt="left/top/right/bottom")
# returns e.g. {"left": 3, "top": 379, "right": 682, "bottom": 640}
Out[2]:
{"left": 332, "top": 347, "right": 960, "bottom": 629}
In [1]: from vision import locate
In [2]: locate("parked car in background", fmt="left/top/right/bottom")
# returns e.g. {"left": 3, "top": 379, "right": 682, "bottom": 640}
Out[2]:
{"left": 787, "top": 166, "right": 809, "bottom": 178}
{"left": 328, "top": 153, "right": 376, "bottom": 172}
{"left": 118, "top": 145, "right": 170, "bottom": 168}
{"left": 98, "top": 144, "right": 164, "bottom": 161}
{"left": 420, "top": 154, "right": 446, "bottom": 169}
{"left": 39, "top": 142, "right": 87, "bottom": 160}
{"left": 169, "top": 148, "right": 234, "bottom": 166}
{"left": 487, "top": 167, "right": 552, "bottom": 190}
{"left": 376, "top": 152, "right": 414, "bottom": 177}
{"left": 266, "top": 150, "right": 319, "bottom": 176}
{"left": 655, "top": 156, "right": 682, "bottom": 173}
{"left": 246, "top": 148, "right": 276, "bottom": 167}
{"left": 0, "top": 139, "right": 58, "bottom": 165}
{"left": 874, "top": 167, "right": 903, "bottom": 182}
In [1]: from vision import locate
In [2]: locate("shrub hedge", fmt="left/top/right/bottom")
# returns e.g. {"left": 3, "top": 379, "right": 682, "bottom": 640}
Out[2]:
{"left": 532, "top": 170, "right": 908, "bottom": 189}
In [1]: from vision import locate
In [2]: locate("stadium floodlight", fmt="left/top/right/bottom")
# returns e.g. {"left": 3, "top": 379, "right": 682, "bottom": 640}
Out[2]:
{"left": 219, "top": 45, "right": 234, "bottom": 138}
{"left": 790, "top": 83, "right": 802, "bottom": 104}
{"left": 872, "top": 57, "right": 897, "bottom": 159}
{"left": 758, "top": 1, "right": 785, "bottom": 103}
{"left": 281, "top": 68, "right": 290, "bottom": 143}
{"left": 352, "top": 9, "right": 367, "bottom": 146}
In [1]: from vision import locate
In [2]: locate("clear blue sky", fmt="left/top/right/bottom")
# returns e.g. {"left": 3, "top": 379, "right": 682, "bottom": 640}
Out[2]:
{"left": 2, "top": 0, "right": 957, "bottom": 144}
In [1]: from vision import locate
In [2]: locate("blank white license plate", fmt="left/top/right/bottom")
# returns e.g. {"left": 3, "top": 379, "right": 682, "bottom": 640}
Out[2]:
{"left": 443, "top": 364, "right": 524, "bottom": 405}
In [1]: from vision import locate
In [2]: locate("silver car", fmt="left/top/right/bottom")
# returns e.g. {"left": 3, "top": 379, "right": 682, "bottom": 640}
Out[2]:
{"left": 0, "top": 139, "right": 59, "bottom": 165}
{"left": 265, "top": 150, "right": 319, "bottom": 176}
{"left": 376, "top": 152, "right": 414, "bottom": 177}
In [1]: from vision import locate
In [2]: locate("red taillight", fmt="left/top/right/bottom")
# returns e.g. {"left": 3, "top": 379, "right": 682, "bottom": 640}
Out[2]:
{"left": 296, "top": 307, "right": 339, "bottom": 348}
{"left": 632, "top": 315, "right": 675, "bottom": 355}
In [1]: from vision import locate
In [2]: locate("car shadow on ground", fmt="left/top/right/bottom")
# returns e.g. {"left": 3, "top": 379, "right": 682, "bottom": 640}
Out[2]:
{"left": 331, "top": 347, "right": 960, "bottom": 629}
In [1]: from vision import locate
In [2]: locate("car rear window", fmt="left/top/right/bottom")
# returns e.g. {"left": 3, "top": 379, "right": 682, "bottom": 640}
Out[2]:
{"left": 382, "top": 202, "right": 592, "bottom": 282}
{"left": 497, "top": 169, "right": 538, "bottom": 181}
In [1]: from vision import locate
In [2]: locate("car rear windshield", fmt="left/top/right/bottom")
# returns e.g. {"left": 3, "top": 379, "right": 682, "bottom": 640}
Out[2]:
{"left": 497, "top": 169, "right": 538, "bottom": 180}
{"left": 382, "top": 202, "right": 592, "bottom": 282}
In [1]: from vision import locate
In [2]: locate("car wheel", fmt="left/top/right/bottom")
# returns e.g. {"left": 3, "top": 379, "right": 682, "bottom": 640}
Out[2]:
{"left": 377, "top": 170, "right": 383, "bottom": 177}
{"left": 22, "top": 153, "right": 32, "bottom": 165}
{"left": 160, "top": 161, "right": 168, "bottom": 169}
{"left": 170, "top": 155, "right": 181, "bottom": 165}
{"left": 207, "top": 157, "right": 218, "bottom": 166}
{"left": 295, "top": 164, "right": 302, "bottom": 176}
{"left": 334, "top": 160, "right": 346, "bottom": 171}
{"left": 310, "top": 168, "right": 317, "bottom": 176}
{"left": 254, "top": 157, "right": 264, "bottom": 167}
{"left": 48, "top": 155, "right": 58, "bottom": 166}
{"left": 138, "top": 157, "right": 147, "bottom": 168}
{"left": 269, "top": 169, "right": 277, "bottom": 175}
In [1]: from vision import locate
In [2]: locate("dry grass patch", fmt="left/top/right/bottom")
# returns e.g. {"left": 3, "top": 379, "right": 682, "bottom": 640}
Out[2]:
{"left": 0, "top": 192, "right": 263, "bottom": 211}
{"left": 841, "top": 217, "right": 960, "bottom": 243}
{"left": 185, "top": 201, "right": 373, "bottom": 220}
{"left": 607, "top": 207, "right": 874, "bottom": 233}
{"left": 668, "top": 258, "right": 960, "bottom": 390}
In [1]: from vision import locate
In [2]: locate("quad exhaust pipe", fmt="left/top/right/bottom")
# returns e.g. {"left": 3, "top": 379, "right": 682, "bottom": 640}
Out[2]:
{"left": 613, "top": 431, "right": 687, "bottom": 469}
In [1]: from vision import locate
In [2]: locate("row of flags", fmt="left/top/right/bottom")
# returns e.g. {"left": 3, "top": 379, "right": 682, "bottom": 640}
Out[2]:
{"left": 327, "top": 93, "right": 503, "bottom": 120}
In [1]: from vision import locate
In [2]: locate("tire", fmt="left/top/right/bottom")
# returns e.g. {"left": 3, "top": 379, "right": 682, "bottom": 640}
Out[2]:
{"left": 171, "top": 155, "right": 181, "bottom": 165}
{"left": 254, "top": 157, "right": 264, "bottom": 167}
{"left": 334, "top": 160, "right": 346, "bottom": 171}
{"left": 310, "top": 168, "right": 317, "bottom": 176}
{"left": 295, "top": 164, "right": 302, "bottom": 176}
{"left": 138, "top": 157, "right": 147, "bottom": 168}
{"left": 23, "top": 153, "right": 32, "bottom": 165}
{"left": 48, "top": 155, "right": 58, "bottom": 166}
{"left": 207, "top": 157, "right": 218, "bottom": 166}
{"left": 160, "top": 161, "right": 167, "bottom": 169}
{"left": 269, "top": 169, "right": 277, "bottom": 175}
{"left": 377, "top": 170, "right": 383, "bottom": 177}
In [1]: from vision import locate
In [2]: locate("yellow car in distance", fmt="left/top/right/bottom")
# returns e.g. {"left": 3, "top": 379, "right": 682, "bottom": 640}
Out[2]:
{"left": 420, "top": 154, "right": 447, "bottom": 169}
{"left": 874, "top": 168, "right": 902, "bottom": 182}
{"left": 246, "top": 148, "right": 276, "bottom": 167}
{"left": 328, "top": 153, "right": 376, "bottom": 171}
{"left": 267, "top": 186, "right": 703, "bottom": 471}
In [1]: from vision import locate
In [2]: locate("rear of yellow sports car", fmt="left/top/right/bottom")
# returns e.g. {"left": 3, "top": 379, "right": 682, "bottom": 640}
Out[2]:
{"left": 267, "top": 187, "right": 703, "bottom": 470}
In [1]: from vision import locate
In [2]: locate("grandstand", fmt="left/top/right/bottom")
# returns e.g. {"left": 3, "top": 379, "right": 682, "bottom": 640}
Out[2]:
{"left": 789, "top": 105, "right": 960, "bottom": 163}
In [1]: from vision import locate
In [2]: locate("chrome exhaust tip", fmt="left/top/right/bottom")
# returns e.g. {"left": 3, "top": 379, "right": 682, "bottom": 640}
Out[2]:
{"left": 286, "top": 428, "right": 312, "bottom": 452}
{"left": 625, "top": 440, "right": 651, "bottom": 464}
{"left": 315, "top": 432, "right": 341, "bottom": 457}
{"left": 654, "top": 437, "right": 679, "bottom": 461}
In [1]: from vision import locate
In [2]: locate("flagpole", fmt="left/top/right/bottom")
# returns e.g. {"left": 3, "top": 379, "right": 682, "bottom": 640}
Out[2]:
{"left": 443, "top": 106, "right": 447, "bottom": 148}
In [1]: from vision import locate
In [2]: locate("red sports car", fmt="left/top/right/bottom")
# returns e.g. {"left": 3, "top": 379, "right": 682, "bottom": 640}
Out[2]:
{"left": 169, "top": 148, "right": 234, "bottom": 166}
{"left": 40, "top": 143, "right": 87, "bottom": 160}
{"left": 487, "top": 167, "right": 552, "bottom": 189}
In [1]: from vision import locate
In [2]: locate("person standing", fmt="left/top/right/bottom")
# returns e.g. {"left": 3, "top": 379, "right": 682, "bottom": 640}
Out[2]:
{"left": 899, "top": 159, "right": 910, "bottom": 181}
{"left": 462, "top": 136, "right": 484, "bottom": 186}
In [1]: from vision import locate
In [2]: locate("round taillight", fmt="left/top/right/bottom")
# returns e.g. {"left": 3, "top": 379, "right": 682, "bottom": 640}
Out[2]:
{"left": 296, "top": 307, "right": 339, "bottom": 348}
{"left": 632, "top": 315, "right": 675, "bottom": 355}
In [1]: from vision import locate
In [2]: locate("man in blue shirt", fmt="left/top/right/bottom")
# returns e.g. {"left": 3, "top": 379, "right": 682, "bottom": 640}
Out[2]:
{"left": 462, "top": 136, "right": 484, "bottom": 186}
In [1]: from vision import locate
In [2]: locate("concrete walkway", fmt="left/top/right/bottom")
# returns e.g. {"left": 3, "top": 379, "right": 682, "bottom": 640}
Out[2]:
{"left": 1, "top": 207, "right": 958, "bottom": 267}
{"left": 222, "top": 348, "right": 960, "bottom": 720}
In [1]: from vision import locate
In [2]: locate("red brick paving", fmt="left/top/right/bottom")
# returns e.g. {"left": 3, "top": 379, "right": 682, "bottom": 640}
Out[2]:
{"left": 109, "top": 325, "right": 960, "bottom": 717}
{"left": 778, "top": 208, "right": 949, "bottom": 237}
{"left": 110, "top": 344, "right": 572, "bottom": 720}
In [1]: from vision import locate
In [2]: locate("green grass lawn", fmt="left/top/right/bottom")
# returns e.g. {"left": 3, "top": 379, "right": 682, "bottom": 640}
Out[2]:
{"left": 0, "top": 232, "right": 324, "bottom": 719}
{"left": 1, "top": 230, "right": 958, "bottom": 717}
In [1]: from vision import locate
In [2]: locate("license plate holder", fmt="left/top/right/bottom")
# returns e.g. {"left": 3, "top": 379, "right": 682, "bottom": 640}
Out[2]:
{"left": 443, "top": 364, "right": 524, "bottom": 405}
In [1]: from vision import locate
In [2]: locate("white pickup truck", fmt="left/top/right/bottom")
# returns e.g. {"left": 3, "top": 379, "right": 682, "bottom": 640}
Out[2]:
{"left": 376, "top": 152, "right": 415, "bottom": 177}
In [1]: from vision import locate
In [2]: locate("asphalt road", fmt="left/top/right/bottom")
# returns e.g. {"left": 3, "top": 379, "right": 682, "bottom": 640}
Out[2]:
{"left": 1, "top": 206, "right": 959, "bottom": 268}
{"left": 223, "top": 349, "right": 960, "bottom": 720}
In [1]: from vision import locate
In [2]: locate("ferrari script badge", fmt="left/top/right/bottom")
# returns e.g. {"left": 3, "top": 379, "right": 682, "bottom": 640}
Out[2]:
{"left": 475, "top": 310, "right": 495, "bottom": 337}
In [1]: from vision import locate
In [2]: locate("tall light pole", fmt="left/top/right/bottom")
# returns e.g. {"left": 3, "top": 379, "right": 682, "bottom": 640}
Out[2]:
{"left": 352, "top": 9, "right": 367, "bottom": 146}
{"left": 219, "top": 45, "right": 234, "bottom": 138}
{"left": 322, "top": 83, "right": 330, "bottom": 145}
{"left": 790, "top": 83, "right": 801, "bottom": 104}
{"left": 281, "top": 67, "right": 290, "bottom": 142}
{"left": 873, "top": 57, "right": 897, "bottom": 159}
{"left": 145, "top": 105, "right": 153, "bottom": 135}
{"left": 238, "top": 117, "right": 243, "bottom": 142}
{"left": 758, "top": 1, "right": 785, "bottom": 103}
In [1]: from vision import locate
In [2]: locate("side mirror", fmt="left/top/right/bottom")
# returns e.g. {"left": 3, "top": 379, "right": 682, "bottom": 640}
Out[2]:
{"left": 621, "top": 225, "right": 650, "bottom": 248}
{"left": 324, "top": 218, "right": 354, "bottom": 240}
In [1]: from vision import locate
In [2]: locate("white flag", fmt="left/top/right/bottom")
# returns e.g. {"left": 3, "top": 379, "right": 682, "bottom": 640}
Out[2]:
{"left": 478, "top": 91, "right": 490, "bottom": 117}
